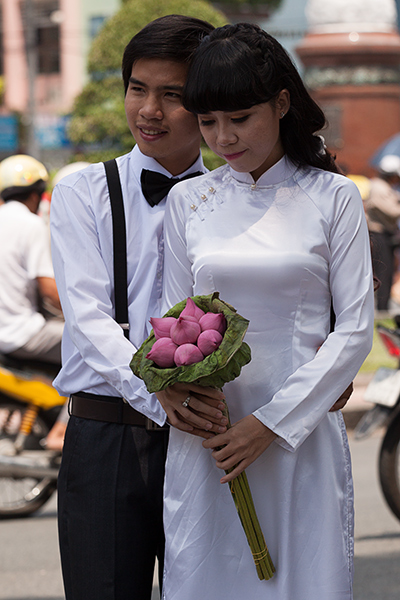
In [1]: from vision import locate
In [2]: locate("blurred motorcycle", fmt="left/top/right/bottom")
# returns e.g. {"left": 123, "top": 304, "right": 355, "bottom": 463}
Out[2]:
{"left": 354, "top": 316, "right": 400, "bottom": 521}
{"left": 0, "top": 353, "right": 66, "bottom": 517}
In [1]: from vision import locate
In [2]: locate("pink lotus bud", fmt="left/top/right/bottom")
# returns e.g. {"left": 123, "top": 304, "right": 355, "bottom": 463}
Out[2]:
{"left": 180, "top": 297, "right": 205, "bottom": 322}
{"left": 197, "top": 329, "right": 223, "bottom": 357}
{"left": 174, "top": 343, "right": 204, "bottom": 367}
{"left": 199, "top": 312, "right": 226, "bottom": 336}
{"left": 146, "top": 337, "right": 178, "bottom": 368}
{"left": 170, "top": 316, "right": 201, "bottom": 345}
{"left": 150, "top": 316, "right": 177, "bottom": 340}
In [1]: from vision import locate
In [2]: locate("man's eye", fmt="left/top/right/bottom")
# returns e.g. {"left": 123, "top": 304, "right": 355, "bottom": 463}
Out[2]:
{"left": 232, "top": 115, "right": 249, "bottom": 124}
{"left": 131, "top": 86, "right": 144, "bottom": 93}
{"left": 166, "top": 92, "right": 181, "bottom": 98}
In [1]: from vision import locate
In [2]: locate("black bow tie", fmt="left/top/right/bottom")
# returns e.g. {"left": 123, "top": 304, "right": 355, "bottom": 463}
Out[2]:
{"left": 141, "top": 169, "right": 203, "bottom": 207}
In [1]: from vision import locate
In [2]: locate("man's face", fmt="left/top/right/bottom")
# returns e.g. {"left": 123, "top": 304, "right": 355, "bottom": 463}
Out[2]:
{"left": 125, "top": 58, "right": 202, "bottom": 176}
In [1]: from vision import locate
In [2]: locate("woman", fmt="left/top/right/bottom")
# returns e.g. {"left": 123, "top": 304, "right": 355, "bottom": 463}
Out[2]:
{"left": 158, "top": 23, "right": 374, "bottom": 599}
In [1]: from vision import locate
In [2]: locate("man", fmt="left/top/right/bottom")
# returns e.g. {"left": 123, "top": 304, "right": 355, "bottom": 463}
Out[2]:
{"left": 50, "top": 16, "right": 227, "bottom": 600}
{"left": 0, "top": 154, "right": 63, "bottom": 364}
{"left": 51, "top": 14, "right": 352, "bottom": 600}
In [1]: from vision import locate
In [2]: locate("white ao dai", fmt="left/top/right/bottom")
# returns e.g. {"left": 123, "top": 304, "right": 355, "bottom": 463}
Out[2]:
{"left": 161, "top": 157, "right": 374, "bottom": 600}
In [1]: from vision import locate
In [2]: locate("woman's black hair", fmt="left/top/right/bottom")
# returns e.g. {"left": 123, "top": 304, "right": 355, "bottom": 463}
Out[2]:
{"left": 122, "top": 15, "right": 215, "bottom": 94}
{"left": 183, "top": 23, "right": 339, "bottom": 174}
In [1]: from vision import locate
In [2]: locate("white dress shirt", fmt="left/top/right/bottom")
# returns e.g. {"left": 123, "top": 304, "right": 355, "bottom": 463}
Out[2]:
{"left": 0, "top": 201, "right": 55, "bottom": 352}
{"left": 50, "top": 145, "right": 205, "bottom": 425}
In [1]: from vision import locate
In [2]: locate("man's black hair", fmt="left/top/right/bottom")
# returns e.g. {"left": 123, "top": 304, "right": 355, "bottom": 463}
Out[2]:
{"left": 2, "top": 180, "right": 46, "bottom": 202}
{"left": 122, "top": 15, "right": 214, "bottom": 94}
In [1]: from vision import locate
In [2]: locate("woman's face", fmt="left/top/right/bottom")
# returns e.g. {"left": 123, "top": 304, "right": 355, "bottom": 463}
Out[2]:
{"left": 198, "top": 90, "right": 290, "bottom": 181}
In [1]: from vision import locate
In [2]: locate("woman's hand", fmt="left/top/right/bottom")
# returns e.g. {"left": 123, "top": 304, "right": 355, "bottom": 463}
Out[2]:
{"left": 156, "top": 383, "right": 228, "bottom": 439}
{"left": 202, "top": 414, "right": 277, "bottom": 483}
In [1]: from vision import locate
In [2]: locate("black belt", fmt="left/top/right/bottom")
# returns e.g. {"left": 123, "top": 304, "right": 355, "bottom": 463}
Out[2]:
{"left": 69, "top": 392, "right": 168, "bottom": 431}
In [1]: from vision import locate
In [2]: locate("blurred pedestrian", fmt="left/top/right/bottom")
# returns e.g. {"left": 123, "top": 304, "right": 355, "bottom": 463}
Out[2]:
{"left": 365, "top": 154, "right": 400, "bottom": 311}
{"left": 0, "top": 155, "right": 63, "bottom": 364}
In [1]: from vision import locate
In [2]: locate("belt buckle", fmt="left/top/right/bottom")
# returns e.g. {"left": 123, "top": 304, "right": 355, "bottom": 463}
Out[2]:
{"left": 145, "top": 417, "right": 160, "bottom": 430}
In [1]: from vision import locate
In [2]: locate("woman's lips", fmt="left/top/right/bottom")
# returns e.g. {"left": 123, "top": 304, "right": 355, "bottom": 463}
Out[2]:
{"left": 222, "top": 150, "right": 246, "bottom": 160}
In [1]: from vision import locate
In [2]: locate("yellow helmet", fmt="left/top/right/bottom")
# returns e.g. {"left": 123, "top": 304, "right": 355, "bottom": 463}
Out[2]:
{"left": 347, "top": 174, "right": 371, "bottom": 201}
{"left": 0, "top": 154, "right": 49, "bottom": 201}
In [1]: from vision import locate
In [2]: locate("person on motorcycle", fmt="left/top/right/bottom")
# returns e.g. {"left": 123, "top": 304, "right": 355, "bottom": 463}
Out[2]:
{"left": 0, "top": 154, "right": 63, "bottom": 364}
{"left": 365, "top": 154, "right": 400, "bottom": 311}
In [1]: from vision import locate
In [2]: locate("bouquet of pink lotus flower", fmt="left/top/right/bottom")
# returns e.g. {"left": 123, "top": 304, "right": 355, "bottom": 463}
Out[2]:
{"left": 131, "top": 292, "right": 275, "bottom": 580}
{"left": 131, "top": 292, "right": 251, "bottom": 392}
{"left": 147, "top": 298, "right": 227, "bottom": 368}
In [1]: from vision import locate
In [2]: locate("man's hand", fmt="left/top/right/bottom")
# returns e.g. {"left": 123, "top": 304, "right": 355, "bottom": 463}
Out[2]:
{"left": 156, "top": 383, "right": 228, "bottom": 439}
{"left": 202, "top": 415, "right": 277, "bottom": 484}
{"left": 329, "top": 382, "right": 353, "bottom": 412}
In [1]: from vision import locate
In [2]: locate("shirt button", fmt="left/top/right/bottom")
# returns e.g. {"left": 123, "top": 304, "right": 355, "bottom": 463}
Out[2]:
{"left": 250, "top": 183, "right": 256, "bottom": 190}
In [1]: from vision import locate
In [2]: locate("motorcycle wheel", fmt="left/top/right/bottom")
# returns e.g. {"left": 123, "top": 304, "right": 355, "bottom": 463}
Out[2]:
{"left": 378, "top": 406, "right": 400, "bottom": 522}
{"left": 0, "top": 399, "right": 57, "bottom": 518}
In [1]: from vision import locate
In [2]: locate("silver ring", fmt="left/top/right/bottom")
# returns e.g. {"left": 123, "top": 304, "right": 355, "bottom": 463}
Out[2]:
{"left": 182, "top": 395, "right": 191, "bottom": 408}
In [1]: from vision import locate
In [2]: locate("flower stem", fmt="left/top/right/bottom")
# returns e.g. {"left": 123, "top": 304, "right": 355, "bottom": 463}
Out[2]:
{"left": 222, "top": 400, "right": 275, "bottom": 580}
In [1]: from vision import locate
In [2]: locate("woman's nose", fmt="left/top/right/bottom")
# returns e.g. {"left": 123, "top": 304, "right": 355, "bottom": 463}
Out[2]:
{"left": 216, "top": 126, "right": 237, "bottom": 146}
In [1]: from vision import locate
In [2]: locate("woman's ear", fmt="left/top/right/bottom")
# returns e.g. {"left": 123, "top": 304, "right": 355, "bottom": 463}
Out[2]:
{"left": 276, "top": 89, "right": 290, "bottom": 117}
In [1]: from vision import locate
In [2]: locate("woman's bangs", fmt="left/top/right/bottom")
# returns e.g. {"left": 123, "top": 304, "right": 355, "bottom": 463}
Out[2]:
{"left": 183, "top": 42, "right": 268, "bottom": 114}
{"left": 184, "top": 72, "right": 259, "bottom": 114}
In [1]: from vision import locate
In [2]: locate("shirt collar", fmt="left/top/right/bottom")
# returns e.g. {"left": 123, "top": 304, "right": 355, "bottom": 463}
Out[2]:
{"left": 229, "top": 155, "right": 297, "bottom": 186}
{"left": 130, "top": 144, "right": 206, "bottom": 180}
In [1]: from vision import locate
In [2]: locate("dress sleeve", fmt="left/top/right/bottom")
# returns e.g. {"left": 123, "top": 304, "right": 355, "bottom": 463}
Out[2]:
{"left": 50, "top": 179, "right": 165, "bottom": 424}
{"left": 253, "top": 181, "right": 375, "bottom": 451}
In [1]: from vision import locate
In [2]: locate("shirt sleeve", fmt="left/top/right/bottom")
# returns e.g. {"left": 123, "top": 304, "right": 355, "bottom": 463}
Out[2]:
{"left": 253, "top": 182, "right": 375, "bottom": 451}
{"left": 50, "top": 178, "right": 166, "bottom": 425}
{"left": 162, "top": 189, "right": 196, "bottom": 312}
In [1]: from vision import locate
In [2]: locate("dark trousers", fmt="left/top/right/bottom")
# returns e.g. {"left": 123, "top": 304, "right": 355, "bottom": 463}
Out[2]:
{"left": 58, "top": 415, "right": 169, "bottom": 600}
{"left": 370, "top": 230, "right": 396, "bottom": 311}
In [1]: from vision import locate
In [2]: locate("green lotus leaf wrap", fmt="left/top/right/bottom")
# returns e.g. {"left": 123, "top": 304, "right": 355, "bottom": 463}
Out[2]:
{"left": 130, "top": 292, "right": 251, "bottom": 392}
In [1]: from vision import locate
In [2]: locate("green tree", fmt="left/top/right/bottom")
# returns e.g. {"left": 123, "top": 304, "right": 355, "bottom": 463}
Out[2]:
{"left": 215, "top": 0, "right": 281, "bottom": 8}
{"left": 69, "top": 0, "right": 227, "bottom": 166}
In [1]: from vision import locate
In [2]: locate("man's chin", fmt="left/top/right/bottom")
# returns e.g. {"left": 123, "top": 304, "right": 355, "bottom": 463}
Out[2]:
{"left": 135, "top": 146, "right": 166, "bottom": 162}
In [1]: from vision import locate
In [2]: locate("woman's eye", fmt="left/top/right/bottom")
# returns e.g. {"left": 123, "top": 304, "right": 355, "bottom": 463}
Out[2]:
{"left": 199, "top": 119, "right": 214, "bottom": 127}
{"left": 232, "top": 115, "right": 249, "bottom": 124}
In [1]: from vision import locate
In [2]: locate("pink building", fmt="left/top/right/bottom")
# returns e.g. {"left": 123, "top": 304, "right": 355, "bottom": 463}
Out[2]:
{"left": 0, "top": 0, "right": 120, "bottom": 158}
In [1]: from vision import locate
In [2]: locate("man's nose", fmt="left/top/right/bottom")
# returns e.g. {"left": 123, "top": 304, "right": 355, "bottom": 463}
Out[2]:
{"left": 139, "top": 95, "right": 163, "bottom": 120}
